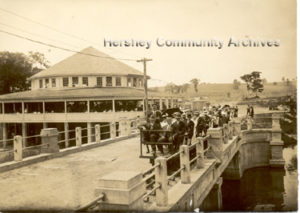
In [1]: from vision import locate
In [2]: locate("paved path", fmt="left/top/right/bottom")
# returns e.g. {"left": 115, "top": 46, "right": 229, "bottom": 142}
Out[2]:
{"left": 0, "top": 136, "right": 150, "bottom": 211}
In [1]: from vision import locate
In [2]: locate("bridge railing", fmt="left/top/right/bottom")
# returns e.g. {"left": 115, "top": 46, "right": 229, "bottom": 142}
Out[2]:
{"left": 0, "top": 117, "right": 142, "bottom": 164}
{"left": 140, "top": 120, "right": 239, "bottom": 207}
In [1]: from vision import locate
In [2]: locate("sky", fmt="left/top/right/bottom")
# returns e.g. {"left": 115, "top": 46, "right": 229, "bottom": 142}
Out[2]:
{"left": 0, "top": 0, "right": 296, "bottom": 87}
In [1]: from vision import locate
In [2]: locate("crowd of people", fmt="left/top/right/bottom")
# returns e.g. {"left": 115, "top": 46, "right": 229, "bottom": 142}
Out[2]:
{"left": 140, "top": 104, "right": 239, "bottom": 155}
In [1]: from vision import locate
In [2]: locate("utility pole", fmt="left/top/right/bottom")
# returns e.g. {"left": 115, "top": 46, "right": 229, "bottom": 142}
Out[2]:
{"left": 137, "top": 58, "right": 152, "bottom": 117}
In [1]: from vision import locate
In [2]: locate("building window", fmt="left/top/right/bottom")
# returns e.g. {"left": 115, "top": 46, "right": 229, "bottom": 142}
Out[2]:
{"left": 72, "top": 77, "right": 79, "bottom": 87}
{"left": 51, "top": 78, "right": 56, "bottom": 87}
{"left": 116, "top": 77, "right": 121, "bottom": 86}
{"left": 39, "top": 79, "right": 43, "bottom": 88}
{"left": 115, "top": 100, "right": 143, "bottom": 112}
{"left": 106, "top": 77, "right": 112, "bottom": 87}
{"left": 97, "top": 77, "right": 102, "bottom": 87}
{"left": 63, "top": 78, "right": 69, "bottom": 87}
{"left": 133, "top": 78, "right": 137, "bottom": 87}
{"left": 45, "top": 79, "right": 49, "bottom": 88}
{"left": 139, "top": 79, "right": 143, "bottom": 87}
{"left": 90, "top": 100, "right": 113, "bottom": 112}
{"left": 82, "top": 77, "right": 88, "bottom": 86}
{"left": 127, "top": 77, "right": 132, "bottom": 87}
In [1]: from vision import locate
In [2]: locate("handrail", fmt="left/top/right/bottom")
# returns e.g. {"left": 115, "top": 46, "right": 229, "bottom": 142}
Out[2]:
{"left": 143, "top": 184, "right": 161, "bottom": 202}
{"left": 167, "top": 165, "right": 185, "bottom": 181}
{"left": 142, "top": 163, "right": 160, "bottom": 177}
{"left": 23, "top": 143, "right": 49, "bottom": 150}
{"left": 75, "top": 193, "right": 105, "bottom": 212}
{"left": 166, "top": 150, "right": 183, "bottom": 161}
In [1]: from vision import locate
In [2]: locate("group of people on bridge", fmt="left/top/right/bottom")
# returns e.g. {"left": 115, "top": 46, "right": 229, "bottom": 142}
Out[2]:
{"left": 140, "top": 104, "right": 239, "bottom": 155}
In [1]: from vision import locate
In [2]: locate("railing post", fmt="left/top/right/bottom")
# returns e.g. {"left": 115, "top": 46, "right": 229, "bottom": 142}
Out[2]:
{"left": 123, "top": 119, "right": 130, "bottom": 136}
{"left": 228, "top": 121, "right": 233, "bottom": 139}
{"left": 180, "top": 145, "right": 191, "bottom": 184}
{"left": 270, "top": 113, "right": 285, "bottom": 167}
{"left": 95, "top": 124, "right": 101, "bottom": 142}
{"left": 14, "top": 135, "right": 23, "bottom": 161}
{"left": 196, "top": 138, "right": 205, "bottom": 169}
{"left": 40, "top": 128, "right": 59, "bottom": 153}
{"left": 231, "top": 118, "right": 241, "bottom": 137}
{"left": 128, "top": 119, "right": 133, "bottom": 135}
{"left": 76, "top": 127, "right": 82, "bottom": 147}
{"left": 110, "top": 122, "right": 116, "bottom": 139}
{"left": 272, "top": 113, "right": 281, "bottom": 130}
{"left": 87, "top": 122, "right": 92, "bottom": 143}
{"left": 247, "top": 118, "right": 253, "bottom": 130}
{"left": 223, "top": 124, "right": 229, "bottom": 144}
{"left": 206, "top": 128, "right": 224, "bottom": 160}
{"left": 155, "top": 157, "right": 168, "bottom": 207}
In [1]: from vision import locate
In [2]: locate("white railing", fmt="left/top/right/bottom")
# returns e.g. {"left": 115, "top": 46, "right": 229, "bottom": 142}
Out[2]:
{"left": 0, "top": 118, "right": 142, "bottom": 164}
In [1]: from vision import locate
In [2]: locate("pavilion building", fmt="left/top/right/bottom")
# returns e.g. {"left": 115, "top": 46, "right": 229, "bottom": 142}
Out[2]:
{"left": 0, "top": 47, "right": 179, "bottom": 148}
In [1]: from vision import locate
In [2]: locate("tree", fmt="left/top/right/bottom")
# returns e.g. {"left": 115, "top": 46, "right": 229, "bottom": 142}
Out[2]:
{"left": 28, "top": 51, "right": 50, "bottom": 74}
{"left": 190, "top": 78, "right": 200, "bottom": 93}
{"left": 165, "top": 82, "right": 176, "bottom": 94}
{"left": 0, "top": 51, "right": 49, "bottom": 95}
{"left": 233, "top": 79, "right": 241, "bottom": 90}
{"left": 240, "top": 71, "right": 264, "bottom": 98}
{"left": 182, "top": 83, "right": 189, "bottom": 93}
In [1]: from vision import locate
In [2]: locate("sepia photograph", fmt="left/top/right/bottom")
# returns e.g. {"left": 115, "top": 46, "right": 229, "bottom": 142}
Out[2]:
{"left": 0, "top": 0, "right": 297, "bottom": 212}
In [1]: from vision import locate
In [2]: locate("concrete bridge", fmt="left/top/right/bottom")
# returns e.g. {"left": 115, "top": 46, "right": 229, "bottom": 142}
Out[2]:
{"left": 0, "top": 113, "right": 285, "bottom": 211}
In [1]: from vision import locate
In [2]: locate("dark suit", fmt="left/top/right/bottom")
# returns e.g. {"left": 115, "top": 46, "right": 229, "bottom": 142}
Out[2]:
{"left": 196, "top": 116, "right": 205, "bottom": 137}
{"left": 150, "top": 121, "right": 162, "bottom": 152}
{"left": 171, "top": 120, "right": 186, "bottom": 152}
{"left": 247, "top": 107, "right": 254, "bottom": 118}
{"left": 186, "top": 120, "right": 195, "bottom": 139}
{"left": 142, "top": 121, "right": 161, "bottom": 152}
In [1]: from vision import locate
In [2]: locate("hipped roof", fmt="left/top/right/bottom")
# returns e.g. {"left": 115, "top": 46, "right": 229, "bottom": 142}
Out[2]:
{"left": 29, "top": 47, "right": 144, "bottom": 80}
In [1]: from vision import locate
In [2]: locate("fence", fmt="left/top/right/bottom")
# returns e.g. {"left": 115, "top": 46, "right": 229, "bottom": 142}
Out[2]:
{"left": 0, "top": 118, "right": 142, "bottom": 164}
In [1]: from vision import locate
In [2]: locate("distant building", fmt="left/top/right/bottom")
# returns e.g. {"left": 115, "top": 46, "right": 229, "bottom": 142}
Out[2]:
{"left": 0, "top": 47, "right": 178, "bottom": 147}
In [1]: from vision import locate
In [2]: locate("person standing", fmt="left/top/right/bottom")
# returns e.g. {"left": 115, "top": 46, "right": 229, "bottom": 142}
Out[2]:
{"left": 196, "top": 113, "right": 206, "bottom": 137}
{"left": 191, "top": 111, "right": 200, "bottom": 143}
{"left": 247, "top": 105, "right": 254, "bottom": 118}
{"left": 151, "top": 104, "right": 162, "bottom": 122}
{"left": 148, "top": 115, "right": 162, "bottom": 153}
{"left": 158, "top": 115, "right": 173, "bottom": 153}
{"left": 171, "top": 112, "right": 186, "bottom": 152}
{"left": 185, "top": 113, "right": 194, "bottom": 145}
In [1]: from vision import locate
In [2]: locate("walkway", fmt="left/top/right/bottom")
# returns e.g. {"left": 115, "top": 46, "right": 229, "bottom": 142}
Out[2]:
{"left": 0, "top": 136, "right": 149, "bottom": 211}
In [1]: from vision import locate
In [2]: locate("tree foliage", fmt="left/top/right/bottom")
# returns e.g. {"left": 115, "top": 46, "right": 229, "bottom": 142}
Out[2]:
{"left": 240, "top": 71, "right": 264, "bottom": 97}
{"left": 0, "top": 51, "right": 49, "bottom": 95}
{"left": 190, "top": 78, "right": 200, "bottom": 93}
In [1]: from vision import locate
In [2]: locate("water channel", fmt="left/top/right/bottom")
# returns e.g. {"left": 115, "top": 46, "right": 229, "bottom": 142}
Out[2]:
{"left": 222, "top": 144, "right": 297, "bottom": 211}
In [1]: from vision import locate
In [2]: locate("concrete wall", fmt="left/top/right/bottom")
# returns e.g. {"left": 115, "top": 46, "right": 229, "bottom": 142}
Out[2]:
{"left": 239, "top": 130, "right": 272, "bottom": 173}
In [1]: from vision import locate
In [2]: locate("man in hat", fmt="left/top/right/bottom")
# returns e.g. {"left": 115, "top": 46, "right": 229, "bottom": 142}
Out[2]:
{"left": 196, "top": 112, "right": 206, "bottom": 137}
{"left": 191, "top": 111, "right": 200, "bottom": 142}
{"left": 185, "top": 113, "right": 194, "bottom": 145}
{"left": 171, "top": 112, "right": 186, "bottom": 152}
{"left": 151, "top": 104, "right": 162, "bottom": 122}
{"left": 143, "top": 115, "right": 162, "bottom": 153}
{"left": 203, "top": 110, "right": 211, "bottom": 136}
{"left": 158, "top": 114, "right": 174, "bottom": 153}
